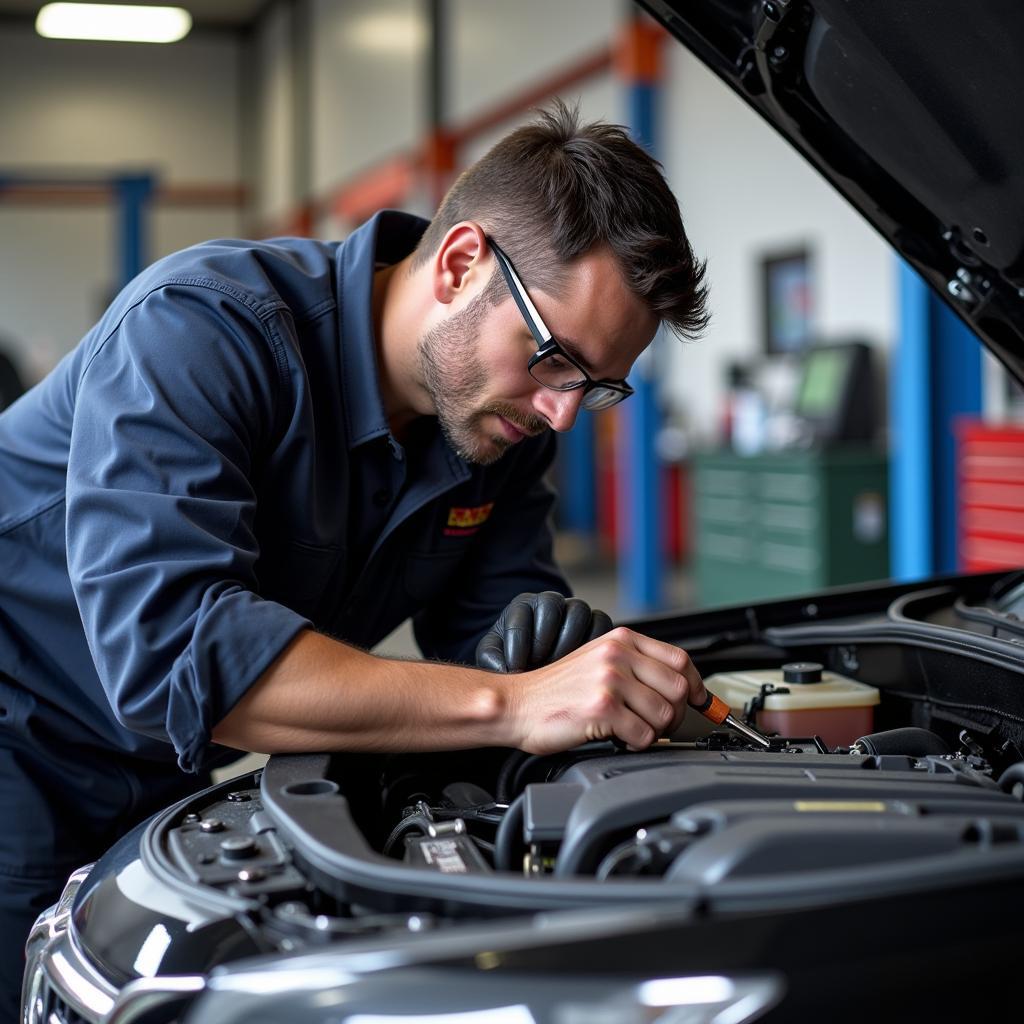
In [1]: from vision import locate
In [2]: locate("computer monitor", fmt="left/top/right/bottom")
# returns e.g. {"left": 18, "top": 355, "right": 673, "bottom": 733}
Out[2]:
{"left": 794, "top": 341, "right": 876, "bottom": 444}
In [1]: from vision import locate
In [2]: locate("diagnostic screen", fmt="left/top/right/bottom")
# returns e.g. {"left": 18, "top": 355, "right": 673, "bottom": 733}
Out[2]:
{"left": 798, "top": 348, "right": 850, "bottom": 416}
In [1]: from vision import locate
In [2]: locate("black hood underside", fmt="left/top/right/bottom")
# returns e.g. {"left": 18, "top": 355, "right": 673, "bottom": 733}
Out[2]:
{"left": 640, "top": 0, "right": 1024, "bottom": 381}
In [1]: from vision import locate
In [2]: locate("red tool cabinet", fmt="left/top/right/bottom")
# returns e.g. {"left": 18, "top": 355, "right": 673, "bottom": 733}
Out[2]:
{"left": 957, "top": 420, "right": 1024, "bottom": 570}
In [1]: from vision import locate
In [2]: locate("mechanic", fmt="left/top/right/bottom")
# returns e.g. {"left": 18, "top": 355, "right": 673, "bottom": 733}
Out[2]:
{"left": 0, "top": 101, "right": 709, "bottom": 1014}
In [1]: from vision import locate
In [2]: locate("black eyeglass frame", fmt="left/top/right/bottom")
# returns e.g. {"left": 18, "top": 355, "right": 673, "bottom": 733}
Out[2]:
{"left": 488, "top": 238, "right": 635, "bottom": 412}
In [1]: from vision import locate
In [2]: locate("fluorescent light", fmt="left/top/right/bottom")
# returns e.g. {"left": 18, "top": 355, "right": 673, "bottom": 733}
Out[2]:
{"left": 36, "top": 4, "right": 192, "bottom": 43}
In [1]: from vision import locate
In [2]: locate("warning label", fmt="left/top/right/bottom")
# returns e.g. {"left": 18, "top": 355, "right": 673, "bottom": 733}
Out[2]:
{"left": 420, "top": 839, "right": 467, "bottom": 874}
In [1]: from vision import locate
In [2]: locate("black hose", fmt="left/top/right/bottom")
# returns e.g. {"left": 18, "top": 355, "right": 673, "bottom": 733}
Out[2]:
{"left": 494, "top": 792, "right": 526, "bottom": 872}
{"left": 595, "top": 835, "right": 642, "bottom": 880}
{"left": 497, "top": 742, "right": 621, "bottom": 803}
{"left": 496, "top": 750, "right": 533, "bottom": 803}
{"left": 382, "top": 812, "right": 434, "bottom": 857}
{"left": 853, "top": 727, "right": 951, "bottom": 756}
{"left": 998, "top": 762, "right": 1024, "bottom": 798}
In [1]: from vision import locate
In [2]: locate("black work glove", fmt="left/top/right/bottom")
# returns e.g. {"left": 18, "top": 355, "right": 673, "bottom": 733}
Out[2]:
{"left": 475, "top": 591, "right": 614, "bottom": 673}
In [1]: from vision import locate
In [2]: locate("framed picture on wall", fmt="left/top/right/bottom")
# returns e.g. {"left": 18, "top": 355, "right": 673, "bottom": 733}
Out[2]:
{"left": 761, "top": 248, "right": 813, "bottom": 355}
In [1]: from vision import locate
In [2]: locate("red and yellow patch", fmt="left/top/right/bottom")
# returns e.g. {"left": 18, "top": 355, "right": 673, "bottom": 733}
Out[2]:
{"left": 444, "top": 502, "right": 494, "bottom": 537}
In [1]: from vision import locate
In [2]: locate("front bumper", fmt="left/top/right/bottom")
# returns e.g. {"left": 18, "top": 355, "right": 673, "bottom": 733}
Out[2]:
{"left": 21, "top": 866, "right": 204, "bottom": 1024}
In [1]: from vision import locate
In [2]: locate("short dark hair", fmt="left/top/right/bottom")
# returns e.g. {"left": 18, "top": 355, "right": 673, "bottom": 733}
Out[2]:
{"left": 413, "top": 99, "right": 709, "bottom": 339}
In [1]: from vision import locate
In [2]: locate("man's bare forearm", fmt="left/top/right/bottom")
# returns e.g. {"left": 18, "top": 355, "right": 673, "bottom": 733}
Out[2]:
{"left": 212, "top": 625, "right": 708, "bottom": 759}
{"left": 211, "top": 629, "right": 518, "bottom": 755}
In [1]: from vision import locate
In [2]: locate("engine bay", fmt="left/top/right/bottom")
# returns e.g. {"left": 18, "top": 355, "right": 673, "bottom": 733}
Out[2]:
{"left": 132, "top": 574, "right": 1024, "bottom": 955}
{"left": 133, "top": 721, "right": 1024, "bottom": 969}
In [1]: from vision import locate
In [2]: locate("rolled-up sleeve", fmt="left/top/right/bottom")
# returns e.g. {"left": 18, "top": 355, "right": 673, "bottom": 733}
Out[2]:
{"left": 413, "top": 432, "right": 569, "bottom": 664}
{"left": 66, "top": 283, "right": 310, "bottom": 772}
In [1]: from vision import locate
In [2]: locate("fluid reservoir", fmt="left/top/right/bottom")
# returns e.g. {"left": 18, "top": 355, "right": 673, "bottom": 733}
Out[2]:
{"left": 679, "top": 662, "right": 880, "bottom": 748}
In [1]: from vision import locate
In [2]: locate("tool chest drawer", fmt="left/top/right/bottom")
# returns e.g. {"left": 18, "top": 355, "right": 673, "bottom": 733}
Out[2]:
{"left": 693, "top": 450, "right": 889, "bottom": 607}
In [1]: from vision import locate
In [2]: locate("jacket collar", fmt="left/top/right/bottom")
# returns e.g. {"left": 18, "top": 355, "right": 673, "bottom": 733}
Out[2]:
{"left": 337, "top": 210, "right": 429, "bottom": 450}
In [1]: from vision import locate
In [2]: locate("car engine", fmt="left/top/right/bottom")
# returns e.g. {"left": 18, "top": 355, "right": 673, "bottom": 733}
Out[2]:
{"left": 139, "top": 710, "right": 1024, "bottom": 932}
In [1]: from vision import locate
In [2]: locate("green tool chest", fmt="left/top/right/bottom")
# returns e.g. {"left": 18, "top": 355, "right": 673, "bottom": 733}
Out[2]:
{"left": 692, "top": 450, "right": 889, "bottom": 607}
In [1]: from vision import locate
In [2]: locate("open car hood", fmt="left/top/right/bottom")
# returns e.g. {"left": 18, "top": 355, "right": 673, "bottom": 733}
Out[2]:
{"left": 638, "top": 0, "right": 1024, "bottom": 382}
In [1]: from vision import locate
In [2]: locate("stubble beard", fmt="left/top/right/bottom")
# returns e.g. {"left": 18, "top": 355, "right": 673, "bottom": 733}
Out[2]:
{"left": 417, "top": 295, "right": 547, "bottom": 465}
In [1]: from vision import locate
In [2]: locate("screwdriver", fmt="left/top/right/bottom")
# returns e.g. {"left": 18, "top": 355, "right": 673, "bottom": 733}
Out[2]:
{"left": 613, "top": 691, "right": 774, "bottom": 750}
{"left": 688, "top": 691, "right": 773, "bottom": 749}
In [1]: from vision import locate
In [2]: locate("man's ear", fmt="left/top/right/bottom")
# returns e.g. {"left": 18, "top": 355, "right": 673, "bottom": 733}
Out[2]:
{"left": 432, "top": 222, "right": 489, "bottom": 304}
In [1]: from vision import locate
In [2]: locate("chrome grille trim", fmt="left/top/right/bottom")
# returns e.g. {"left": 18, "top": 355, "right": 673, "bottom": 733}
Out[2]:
{"left": 22, "top": 865, "right": 114, "bottom": 1024}
{"left": 21, "top": 863, "right": 206, "bottom": 1024}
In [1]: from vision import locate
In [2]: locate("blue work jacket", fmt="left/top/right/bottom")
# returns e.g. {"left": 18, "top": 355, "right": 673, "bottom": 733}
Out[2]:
{"left": 0, "top": 211, "right": 567, "bottom": 773}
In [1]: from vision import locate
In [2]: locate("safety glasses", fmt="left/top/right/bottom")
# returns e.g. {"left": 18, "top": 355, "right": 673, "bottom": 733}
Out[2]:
{"left": 488, "top": 239, "right": 634, "bottom": 412}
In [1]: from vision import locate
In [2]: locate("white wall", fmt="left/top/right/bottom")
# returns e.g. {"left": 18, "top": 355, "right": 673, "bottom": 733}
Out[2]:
{"left": 459, "top": 74, "right": 622, "bottom": 169}
{"left": 0, "top": 1, "right": 900, "bottom": 424}
{"left": 253, "top": 3, "right": 296, "bottom": 226}
{"left": 448, "top": 0, "right": 620, "bottom": 123}
{"left": 309, "top": 0, "right": 426, "bottom": 200}
{"left": 659, "top": 45, "right": 895, "bottom": 441}
{"left": 302, "top": 0, "right": 623, "bottom": 236}
{"left": 0, "top": 30, "right": 240, "bottom": 177}
{"left": 0, "top": 207, "right": 110, "bottom": 380}
{"left": 0, "top": 25, "right": 243, "bottom": 377}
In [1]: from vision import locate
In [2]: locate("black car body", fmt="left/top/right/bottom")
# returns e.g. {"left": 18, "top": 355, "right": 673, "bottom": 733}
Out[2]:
{"left": 22, "top": 2, "right": 1024, "bottom": 1022}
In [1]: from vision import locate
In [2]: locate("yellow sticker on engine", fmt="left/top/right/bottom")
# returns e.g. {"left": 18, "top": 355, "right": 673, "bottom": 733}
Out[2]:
{"left": 794, "top": 801, "right": 887, "bottom": 812}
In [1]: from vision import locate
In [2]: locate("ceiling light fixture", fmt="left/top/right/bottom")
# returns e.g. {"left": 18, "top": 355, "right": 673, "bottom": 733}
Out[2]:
{"left": 35, "top": 3, "right": 192, "bottom": 43}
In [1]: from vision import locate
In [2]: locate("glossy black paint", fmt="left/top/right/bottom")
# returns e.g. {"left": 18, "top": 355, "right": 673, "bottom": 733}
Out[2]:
{"left": 71, "top": 786, "right": 262, "bottom": 989}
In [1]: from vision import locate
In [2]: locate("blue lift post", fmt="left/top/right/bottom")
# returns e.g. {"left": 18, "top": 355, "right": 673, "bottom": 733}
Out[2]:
{"left": 115, "top": 174, "right": 155, "bottom": 287}
{"left": 891, "top": 260, "right": 982, "bottom": 580}
{"left": 561, "top": 412, "right": 597, "bottom": 537}
{"left": 617, "top": 18, "right": 665, "bottom": 614}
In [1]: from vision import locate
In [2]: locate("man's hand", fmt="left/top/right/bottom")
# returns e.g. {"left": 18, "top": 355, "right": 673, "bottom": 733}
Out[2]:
{"left": 476, "top": 591, "right": 613, "bottom": 673}
{"left": 505, "top": 626, "right": 708, "bottom": 755}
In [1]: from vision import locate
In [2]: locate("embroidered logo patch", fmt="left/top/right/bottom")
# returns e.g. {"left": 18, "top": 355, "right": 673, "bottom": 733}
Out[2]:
{"left": 444, "top": 502, "right": 494, "bottom": 537}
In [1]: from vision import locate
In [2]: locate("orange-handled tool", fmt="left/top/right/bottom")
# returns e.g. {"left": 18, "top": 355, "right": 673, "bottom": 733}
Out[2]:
{"left": 689, "top": 692, "right": 773, "bottom": 749}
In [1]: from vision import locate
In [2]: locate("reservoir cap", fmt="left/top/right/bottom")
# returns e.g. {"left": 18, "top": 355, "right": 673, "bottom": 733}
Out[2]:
{"left": 782, "top": 661, "right": 824, "bottom": 684}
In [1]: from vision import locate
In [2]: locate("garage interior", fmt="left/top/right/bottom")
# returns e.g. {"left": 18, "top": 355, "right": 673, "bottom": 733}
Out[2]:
{"left": 5, "top": 5, "right": 1024, "bottom": 1020}
{"left": 0, "top": 0, "right": 1021, "bottom": 736}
